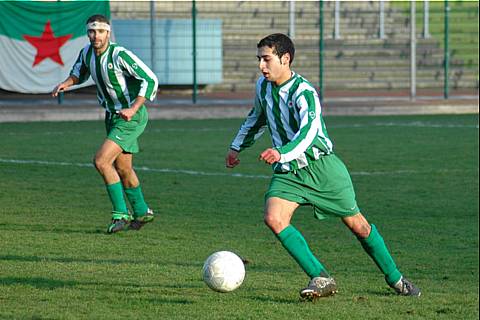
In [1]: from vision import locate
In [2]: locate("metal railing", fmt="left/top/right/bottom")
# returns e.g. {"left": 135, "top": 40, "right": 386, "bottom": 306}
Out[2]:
{"left": 109, "top": 0, "right": 478, "bottom": 102}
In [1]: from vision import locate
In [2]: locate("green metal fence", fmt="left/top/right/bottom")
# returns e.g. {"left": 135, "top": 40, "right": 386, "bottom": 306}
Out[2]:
{"left": 110, "top": 1, "right": 479, "bottom": 100}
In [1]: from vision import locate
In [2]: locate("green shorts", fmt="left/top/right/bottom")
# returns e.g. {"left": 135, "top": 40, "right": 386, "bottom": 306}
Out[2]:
{"left": 265, "top": 154, "right": 360, "bottom": 220}
{"left": 105, "top": 105, "right": 148, "bottom": 154}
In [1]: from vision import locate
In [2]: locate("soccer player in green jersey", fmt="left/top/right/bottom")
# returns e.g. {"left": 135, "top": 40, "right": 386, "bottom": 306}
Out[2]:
{"left": 226, "top": 33, "right": 421, "bottom": 300}
{"left": 52, "top": 14, "right": 158, "bottom": 234}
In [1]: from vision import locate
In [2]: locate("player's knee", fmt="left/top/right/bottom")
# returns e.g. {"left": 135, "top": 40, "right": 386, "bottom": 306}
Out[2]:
{"left": 93, "top": 156, "right": 108, "bottom": 173}
{"left": 353, "top": 222, "right": 371, "bottom": 239}
{"left": 263, "top": 211, "right": 284, "bottom": 233}
{"left": 115, "top": 165, "right": 129, "bottom": 179}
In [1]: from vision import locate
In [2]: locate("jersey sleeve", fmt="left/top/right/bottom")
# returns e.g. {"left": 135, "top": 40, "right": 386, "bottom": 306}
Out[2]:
{"left": 230, "top": 94, "right": 267, "bottom": 152}
{"left": 276, "top": 88, "right": 321, "bottom": 163}
{"left": 117, "top": 49, "right": 158, "bottom": 101}
{"left": 69, "top": 48, "right": 90, "bottom": 84}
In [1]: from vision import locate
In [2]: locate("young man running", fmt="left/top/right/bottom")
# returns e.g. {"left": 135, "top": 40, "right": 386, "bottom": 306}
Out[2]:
{"left": 225, "top": 33, "right": 421, "bottom": 300}
{"left": 52, "top": 14, "right": 158, "bottom": 233}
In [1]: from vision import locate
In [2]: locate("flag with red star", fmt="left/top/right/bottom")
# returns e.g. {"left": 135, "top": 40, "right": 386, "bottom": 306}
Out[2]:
{"left": 0, "top": 1, "right": 110, "bottom": 93}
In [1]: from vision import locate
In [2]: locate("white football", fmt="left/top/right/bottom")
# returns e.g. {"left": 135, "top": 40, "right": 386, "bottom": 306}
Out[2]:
{"left": 202, "top": 251, "right": 245, "bottom": 292}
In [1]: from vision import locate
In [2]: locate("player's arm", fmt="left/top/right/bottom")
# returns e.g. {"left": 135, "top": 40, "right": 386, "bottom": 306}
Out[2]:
{"left": 274, "top": 89, "right": 321, "bottom": 164}
{"left": 52, "top": 47, "right": 91, "bottom": 97}
{"left": 118, "top": 96, "right": 146, "bottom": 121}
{"left": 117, "top": 50, "right": 158, "bottom": 121}
{"left": 52, "top": 75, "right": 79, "bottom": 97}
{"left": 225, "top": 149, "right": 240, "bottom": 168}
{"left": 118, "top": 50, "right": 158, "bottom": 102}
{"left": 226, "top": 94, "right": 267, "bottom": 168}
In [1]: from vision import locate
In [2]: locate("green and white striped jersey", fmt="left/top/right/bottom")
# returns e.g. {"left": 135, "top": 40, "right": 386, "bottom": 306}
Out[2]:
{"left": 70, "top": 42, "right": 158, "bottom": 113}
{"left": 231, "top": 72, "right": 333, "bottom": 172}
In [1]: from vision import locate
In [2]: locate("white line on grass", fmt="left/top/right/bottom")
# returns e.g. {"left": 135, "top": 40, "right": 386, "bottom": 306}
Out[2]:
{"left": 0, "top": 158, "right": 269, "bottom": 179}
{"left": 331, "top": 122, "right": 479, "bottom": 129}
{"left": 2, "top": 121, "right": 477, "bottom": 136}
{"left": 0, "top": 158, "right": 466, "bottom": 179}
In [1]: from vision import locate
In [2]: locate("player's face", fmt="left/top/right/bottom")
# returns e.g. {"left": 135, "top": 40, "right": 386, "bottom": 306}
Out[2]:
{"left": 88, "top": 28, "right": 110, "bottom": 53}
{"left": 257, "top": 46, "right": 291, "bottom": 85}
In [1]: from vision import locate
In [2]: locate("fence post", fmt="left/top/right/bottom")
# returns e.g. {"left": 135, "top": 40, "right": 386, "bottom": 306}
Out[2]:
{"left": 423, "top": 0, "right": 430, "bottom": 38}
{"left": 379, "top": 0, "right": 385, "bottom": 39}
{"left": 150, "top": 1, "right": 156, "bottom": 76}
{"left": 319, "top": 0, "right": 324, "bottom": 102}
{"left": 289, "top": 0, "right": 295, "bottom": 39}
{"left": 444, "top": 0, "right": 449, "bottom": 99}
{"left": 410, "top": 1, "right": 416, "bottom": 101}
{"left": 334, "top": 0, "right": 340, "bottom": 39}
{"left": 192, "top": 0, "right": 197, "bottom": 104}
{"left": 57, "top": 0, "right": 63, "bottom": 104}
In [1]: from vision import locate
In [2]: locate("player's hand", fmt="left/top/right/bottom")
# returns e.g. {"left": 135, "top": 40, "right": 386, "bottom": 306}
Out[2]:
{"left": 226, "top": 149, "right": 240, "bottom": 168}
{"left": 119, "top": 108, "right": 136, "bottom": 121}
{"left": 51, "top": 83, "right": 68, "bottom": 97}
{"left": 259, "top": 148, "right": 280, "bottom": 165}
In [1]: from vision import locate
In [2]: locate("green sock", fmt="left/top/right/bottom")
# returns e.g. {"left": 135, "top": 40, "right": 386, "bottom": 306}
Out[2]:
{"left": 124, "top": 185, "right": 149, "bottom": 217}
{"left": 358, "top": 224, "right": 402, "bottom": 286}
{"left": 106, "top": 182, "right": 128, "bottom": 214}
{"left": 277, "top": 225, "right": 329, "bottom": 279}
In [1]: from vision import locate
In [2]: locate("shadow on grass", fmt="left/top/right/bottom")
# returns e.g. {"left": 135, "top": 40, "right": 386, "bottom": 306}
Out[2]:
{"left": 248, "top": 295, "right": 299, "bottom": 305}
{"left": 144, "top": 297, "right": 194, "bottom": 305}
{"left": 363, "top": 289, "right": 396, "bottom": 297}
{"left": 0, "top": 254, "right": 203, "bottom": 269}
{"left": 1, "top": 276, "right": 200, "bottom": 306}
{"left": 0, "top": 222, "right": 104, "bottom": 235}
{"left": 0, "top": 276, "right": 78, "bottom": 289}
{"left": 0, "top": 254, "right": 141, "bottom": 266}
{"left": 0, "top": 275, "right": 198, "bottom": 292}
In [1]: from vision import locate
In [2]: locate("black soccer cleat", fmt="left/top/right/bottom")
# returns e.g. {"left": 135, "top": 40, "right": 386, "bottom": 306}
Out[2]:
{"left": 129, "top": 208, "right": 155, "bottom": 231}
{"left": 107, "top": 218, "right": 131, "bottom": 234}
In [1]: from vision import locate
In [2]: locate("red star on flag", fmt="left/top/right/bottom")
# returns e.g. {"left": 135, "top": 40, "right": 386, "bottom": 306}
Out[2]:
{"left": 23, "top": 20, "right": 72, "bottom": 67}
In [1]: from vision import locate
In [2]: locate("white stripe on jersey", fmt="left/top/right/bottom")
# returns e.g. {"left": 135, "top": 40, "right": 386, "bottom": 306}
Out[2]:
{"left": 231, "top": 72, "right": 333, "bottom": 172}
{"left": 280, "top": 93, "right": 321, "bottom": 163}
{"left": 71, "top": 43, "right": 157, "bottom": 111}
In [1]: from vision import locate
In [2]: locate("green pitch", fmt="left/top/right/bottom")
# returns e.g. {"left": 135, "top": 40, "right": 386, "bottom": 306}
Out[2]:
{"left": 0, "top": 115, "right": 478, "bottom": 319}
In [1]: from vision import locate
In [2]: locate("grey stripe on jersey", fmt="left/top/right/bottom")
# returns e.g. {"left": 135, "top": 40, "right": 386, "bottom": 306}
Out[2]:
{"left": 230, "top": 73, "right": 333, "bottom": 172}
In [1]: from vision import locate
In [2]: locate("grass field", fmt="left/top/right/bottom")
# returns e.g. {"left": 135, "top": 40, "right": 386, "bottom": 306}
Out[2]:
{"left": 0, "top": 114, "right": 478, "bottom": 319}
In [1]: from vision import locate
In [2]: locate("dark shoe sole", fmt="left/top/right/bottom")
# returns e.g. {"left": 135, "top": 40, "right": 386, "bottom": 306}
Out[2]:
{"left": 107, "top": 220, "right": 130, "bottom": 234}
{"left": 300, "top": 288, "right": 337, "bottom": 301}
{"left": 129, "top": 215, "right": 154, "bottom": 231}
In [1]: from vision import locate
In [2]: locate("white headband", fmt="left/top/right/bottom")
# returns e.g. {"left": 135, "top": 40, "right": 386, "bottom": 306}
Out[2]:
{"left": 86, "top": 21, "right": 111, "bottom": 32}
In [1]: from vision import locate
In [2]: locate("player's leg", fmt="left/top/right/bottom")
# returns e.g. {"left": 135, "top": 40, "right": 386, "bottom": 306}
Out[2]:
{"left": 342, "top": 213, "right": 421, "bottom": 296}
{"left": 94, "top": 139, "right": 131, "bottom": 233}
{"left": 94, "top": 139, "right": 124, "bottom": 184}
{"left": 264, "top": 197, "right": 336, "bottom": 297}
{"left": 265, "top": 197, "right": 329, "bottom": 277}
{"left": 115, "top": 152, "right": 154, "bottom": 230}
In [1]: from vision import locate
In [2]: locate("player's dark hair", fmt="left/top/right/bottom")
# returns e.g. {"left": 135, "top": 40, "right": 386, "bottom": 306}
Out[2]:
{"left": 86, "top": 14, "right": 110, "bottom": 25}
{"left": 257, "top": 33, "right": 295, "bottom": 65}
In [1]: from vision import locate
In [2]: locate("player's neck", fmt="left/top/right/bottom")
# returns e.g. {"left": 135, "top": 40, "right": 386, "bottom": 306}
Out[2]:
{"left": 274, "top": 70, "right": 293, "bottom": 86}
{"left": 94, "top": 42, "right": 110, "bottom": 56}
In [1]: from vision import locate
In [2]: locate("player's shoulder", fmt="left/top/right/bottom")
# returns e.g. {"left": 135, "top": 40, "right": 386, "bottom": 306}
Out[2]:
{"left": 292, "top": 73, "right": 316, "bottom": 93}
{"left": 290, "top": 73, "right": 319, "bottom": 102}
{"left": 293, "top": 72, "right": 314, "bottom": 88}
{"left": 79, "top": 43, "right": 92, "bottom": 54}
{"left": 111, "top": 43, "right": 140, "bottom": 60}
{"left": 255, "top": 75, "right": 266, "bottom": 86}
{"left": 109, "top": 42, "right": 127, "bottom": 54}
{"left": 76, "top": 44, "right": 94, "bottom": 62}
{"left": 255, "top": 75, "right": 268, "bottom": 90}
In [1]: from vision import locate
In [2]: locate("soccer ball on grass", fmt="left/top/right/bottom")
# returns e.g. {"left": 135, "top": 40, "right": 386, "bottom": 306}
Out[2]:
{"left": 202, "top": 251, "right": 245, "bottom": 292}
